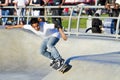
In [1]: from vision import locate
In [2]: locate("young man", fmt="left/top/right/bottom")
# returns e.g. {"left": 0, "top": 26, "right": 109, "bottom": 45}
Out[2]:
{"left": 92, "top": 13, "right": 103, "bottom": 33}
{"left": 6, "top": 18, "right": 67, "bottom": 70}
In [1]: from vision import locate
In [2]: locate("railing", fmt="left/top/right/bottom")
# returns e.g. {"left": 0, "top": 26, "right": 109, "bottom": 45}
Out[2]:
{"left": 0, "top": 5, "right": 120, "bottom": 39}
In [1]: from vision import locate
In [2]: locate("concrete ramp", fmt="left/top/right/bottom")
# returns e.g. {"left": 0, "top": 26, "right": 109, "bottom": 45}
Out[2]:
{"left": 43, "top": 52, "right": 120, "bottom": 80}
{"left": 0, "top": 28, "right": 120, "bottom": 80}
{"left": 0, "top": 29, "right": 51, "bottom": 80}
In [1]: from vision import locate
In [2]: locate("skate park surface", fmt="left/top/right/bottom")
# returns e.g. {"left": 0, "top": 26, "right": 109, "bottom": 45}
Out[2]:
{"left": 0, "top": 27, "right": 120, "bottom": 80}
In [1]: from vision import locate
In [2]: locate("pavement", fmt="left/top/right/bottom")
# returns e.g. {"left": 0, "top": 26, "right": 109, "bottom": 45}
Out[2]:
{"left": 0, "top": 27, "right": 120, "bottom": 80}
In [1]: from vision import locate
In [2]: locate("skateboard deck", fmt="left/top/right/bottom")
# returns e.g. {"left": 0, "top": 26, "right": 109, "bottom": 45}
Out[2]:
{"left": 52, "top": 62, "right": 72, "bottom": 74}
{"left": 59, "top": 63, "right": 72, "bottom": 73}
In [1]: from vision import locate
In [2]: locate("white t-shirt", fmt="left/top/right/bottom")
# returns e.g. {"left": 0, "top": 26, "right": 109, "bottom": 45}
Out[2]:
{"left": 13, "top": 0, "right": 27, "bottom": 6}
{"left": 23, "top": 22, "right": 60, "bottom": 39}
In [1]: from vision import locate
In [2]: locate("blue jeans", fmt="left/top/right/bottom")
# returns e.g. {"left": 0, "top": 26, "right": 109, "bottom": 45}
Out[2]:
{"left": 40, "top": 37, "right": 61, "bottom": 60}
{"left": 17, "top": 8, "right": 26, "bottom": 21}
{"left": 2, "top": 10, "right": 9, "bottom": 24}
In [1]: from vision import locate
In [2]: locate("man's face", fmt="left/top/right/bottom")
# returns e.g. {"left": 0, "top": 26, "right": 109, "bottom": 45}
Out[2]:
{"left": 32, "top": 23, "right": 40, "bottom": 31}
{"left": 38, "top": 18, "right": 42, "bottom": 22}
{"left": 115, "top": 4, "right": 119, "bottom": 9}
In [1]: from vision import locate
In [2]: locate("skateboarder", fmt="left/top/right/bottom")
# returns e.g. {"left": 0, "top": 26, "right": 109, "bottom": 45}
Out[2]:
{"left": 6, "top": 18, "right": 67, "bottom": 70}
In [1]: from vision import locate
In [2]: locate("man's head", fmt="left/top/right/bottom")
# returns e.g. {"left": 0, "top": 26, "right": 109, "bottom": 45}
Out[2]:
{"left": 30, "top": 18, "right": 40, "bottom": 31}
{"left": 95, "top": 13, "right": 100, "bottom": 17}
{"left": 114, "top": 3, "right": 120, "bottom": 9}
{"left": 38, "top": 17, "right": 43, "bottom": 22}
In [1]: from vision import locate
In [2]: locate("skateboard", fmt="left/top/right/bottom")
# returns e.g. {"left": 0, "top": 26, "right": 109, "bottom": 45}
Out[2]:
{"left": 52, "top": 62, "right": 72, "bottom": 74}
{"left": 58, "top": 63, "right": 72, "bottom": 73}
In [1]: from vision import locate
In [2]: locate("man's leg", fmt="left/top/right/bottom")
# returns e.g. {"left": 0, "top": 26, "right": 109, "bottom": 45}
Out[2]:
{"left": 40, "top": 39, "right": 55, "bottom": 60}
{"left": 47, "top": 37, "right": 61, "bottom": 60}
{"left": 2, "top": 10, "right": 9, "bottom": 25}
{"left": 47, "top": 37, "right": 64, "bottom": 69}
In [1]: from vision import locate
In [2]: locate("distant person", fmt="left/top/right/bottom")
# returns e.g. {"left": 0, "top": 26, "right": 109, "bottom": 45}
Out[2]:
{"left": 30, "top": 0, "right": 45, "bottom": 21}
{"left": 85, "top": 8, "right": 94, "bottom": 16}
{"left": 95, "top": 8, "right": 102, "bottom": 16}
{"left": 105, "top": 3, "right": 120, "bottom": 31}
{"left": 92, "top": 13, "right": 103, "bottom": 33}
{"left": 6, "top": 18, "right": 67, "bottom": 70}
{"left": 30, "top": 0, "right": 44, "bottom": 15}
{"left": 6, "top": 0, "right": 14, "bottom": 25}
{"left": 0, "top": 0, "right": 9, "bottom": 25}
{"left": 8, "top": 0, "right": 14, "bottom": 15}
{"left": 106, "top": 0, "right": 115, "bottom": 4}
{"left": 97, "top": 0, "right": 106, "bottom": 5}
{"left": 63, "top": 8, "right": 69, "bottom": 16}
{"left": 13, "top": 0, "right": 29, "bottom": 24}
{"left": 45, "top": 0, "right": 64, "bottom": 28}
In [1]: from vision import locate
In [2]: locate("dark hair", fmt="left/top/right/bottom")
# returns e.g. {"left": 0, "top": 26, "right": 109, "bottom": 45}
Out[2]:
{"left": 95, "top": 13, "right": 100, "bottom": 17}
{"left": 30, "top": 18, "right": 39, "bottom": 25}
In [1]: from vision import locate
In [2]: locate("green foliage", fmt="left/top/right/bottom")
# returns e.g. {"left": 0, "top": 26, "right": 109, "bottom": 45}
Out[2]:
{"left": 47, "top": 17, "right": 87, "bottom": 29}
{"left": 62, "top": 18, "right": 87, "bottom": 29}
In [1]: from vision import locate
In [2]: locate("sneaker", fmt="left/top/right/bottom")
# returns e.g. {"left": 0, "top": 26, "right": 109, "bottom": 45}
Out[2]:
{"left": 57, "top": 59, "right": 64, "bottom": 68}
{"left": 50, "top": 60, "right": 56, "bottom": 66}
{"left": 52, "top": 59, "right": 65, "bottom": 70}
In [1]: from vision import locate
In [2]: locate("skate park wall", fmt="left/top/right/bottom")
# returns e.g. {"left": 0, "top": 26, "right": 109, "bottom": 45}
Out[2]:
{"left": 0, "top": 28, "right": 120, "bottom": 80}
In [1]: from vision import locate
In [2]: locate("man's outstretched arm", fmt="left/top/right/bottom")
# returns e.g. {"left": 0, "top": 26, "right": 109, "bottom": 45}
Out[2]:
{"left": 52, "top": 20, "right": 67, "bottom": 41}
{"left": 5, "top": 25, "right": 24, "bottom": 29}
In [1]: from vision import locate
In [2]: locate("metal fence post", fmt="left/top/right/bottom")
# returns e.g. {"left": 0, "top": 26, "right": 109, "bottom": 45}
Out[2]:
{"left": 115, "top": 14, "right": 120, "bottom": 39}
{"left": 67, "top": 7, "right": 74, "bottom": 36}
{"left": 76, "top": 5, "right": 83, "bottom": 36}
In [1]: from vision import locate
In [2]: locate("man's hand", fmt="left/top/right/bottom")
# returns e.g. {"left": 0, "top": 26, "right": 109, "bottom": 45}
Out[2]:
{"left": 58, "top": 28, "right": 67, "bottom": 41}
{"left": 53, "top": 20, "right": 63, "bottom": 29}
{"left": 5, "top": 26, "right": 13, "bottom": 29}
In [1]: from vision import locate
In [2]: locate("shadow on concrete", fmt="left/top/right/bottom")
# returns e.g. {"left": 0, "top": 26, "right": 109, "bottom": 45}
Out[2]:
{"left": 66, "top": 51, "right": 120, "bottom": 65}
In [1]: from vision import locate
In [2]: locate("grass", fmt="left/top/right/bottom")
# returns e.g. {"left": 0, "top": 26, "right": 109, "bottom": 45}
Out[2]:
{"left": 62, "top": 17, "right": 87, "bottom": 29}
{"left": 47, "top": 17, "right": 87, "bottom": 29}
{"left": 62, "top": 14, "right": 109, "bottom": 29}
